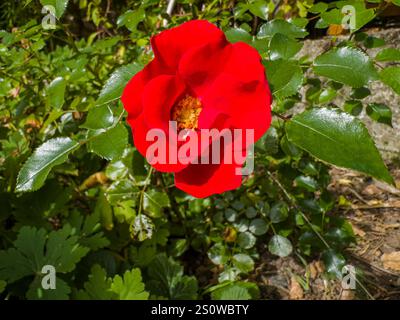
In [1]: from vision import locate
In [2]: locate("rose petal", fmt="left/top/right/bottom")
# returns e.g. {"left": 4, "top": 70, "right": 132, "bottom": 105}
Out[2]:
{"left": 151, "top": 20, "right": 226, "bottom": 71}
{"left": 199, "top": 74, "right": 271, "bottom": 143}
{"left": 174, "top": 161, "right": 242, "bottom": 198}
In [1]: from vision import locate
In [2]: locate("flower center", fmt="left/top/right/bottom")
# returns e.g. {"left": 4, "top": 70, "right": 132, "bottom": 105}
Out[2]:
{"left": 171, "top": 95, "right": 202, "bottom": 130}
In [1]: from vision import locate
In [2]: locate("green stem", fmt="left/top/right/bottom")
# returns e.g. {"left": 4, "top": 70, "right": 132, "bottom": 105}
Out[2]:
{"left": 266, "top": 170, "right": 330, "bottom": 249}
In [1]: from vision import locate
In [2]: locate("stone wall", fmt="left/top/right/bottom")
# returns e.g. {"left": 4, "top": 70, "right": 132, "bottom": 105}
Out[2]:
{"left": 298, "top": 28, "right": 400, "bottom": 159}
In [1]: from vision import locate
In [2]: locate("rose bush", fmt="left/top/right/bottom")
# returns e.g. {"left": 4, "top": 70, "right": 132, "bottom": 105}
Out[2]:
{"left": 0, "top": 0, "right": 399, "bottom": 300}
{"left": 122, "top": 20, "right": 272, "bottom": 198}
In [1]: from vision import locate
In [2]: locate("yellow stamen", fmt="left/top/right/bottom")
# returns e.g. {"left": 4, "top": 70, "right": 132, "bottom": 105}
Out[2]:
{"left": 171, "top": 95, "right": 202, "bottom": 130}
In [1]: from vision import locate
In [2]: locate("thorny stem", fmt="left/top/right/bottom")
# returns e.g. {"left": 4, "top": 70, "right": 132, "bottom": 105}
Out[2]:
{"left": 137, "top": 167, "right": 155, "bottom": 217}
{"left": 266, "top": 170, "right": 331, "bottom": 249}
{"left": 266, "top": 170, "right": 375, "bottom": 300}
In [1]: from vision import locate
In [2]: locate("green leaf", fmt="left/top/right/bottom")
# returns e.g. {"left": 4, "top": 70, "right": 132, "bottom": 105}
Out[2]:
{"left": 16, "top": 137, "right": 80, "bottom": 192}
{"left": 380, "top": 66, "right": 400, "bottom": 95}
{"left": 76, "top": 265, "right": 114, "bottom": 300}
{"left": 225, "top": 208, "right": 238, "bottom": 222}
{"left": 77, "top": 265, "right": 149, "bottom": 300}
{"left": 343, "top": 100, "right": 363, "bottom": 116}
{"left": 232, "top": 254, "right": 254, "bottom": 273}
{"left": 47, "top": 77, "right": 66, "bottom": 110}
{"left": 269, "top": 201, "right": 289, "bottom": 223}
{"left": 233, "top": 3, "right": 250, "bottom": 18}
{"left": 291, "top": 18, "right": 308, "bottom": 29}
{"left": 294, "top": 175, "right": 318, "bottom": 192}
{"left": 238, "top": 231, "right": 257, "bottom": 249}
{"left": 255, "top": 127, "right": 279, "bottom": 154}
{"left": 169, "top": 239, "right": 189, "bottom": 257}
{"left": 309, "top": 2, "right": 328, "bottom": 13}
{"left": 40, "top": 0, "right": 69, "bottom": 19}
{"left": 318, "top": 87, "right": 337, "bottom": 104}
{"left": 110, "top": 268, "right": 149, "bottom": 300}
{"left": 248, "top": 0, "right": 269, "bottom": 20}
{"left": 96, "top": 63, "right": 142, "bottom": 106}
{"left": 364, "top": 36, "right": 385, "bottom": 48}
{"left": 375, "top": 48, "right": 400, "bottom": 62}
{"left": 264, "top": 59, "right": 303, "bottom": 99}
{"left": 147, "top": 254, "right": 198, "bottom": 299}
{"left": 322, "top": 249, "right": 346, "bottom": 278}
{"left": 286, "top": 108, "right": 393, "bottom": 184}
{"left": 130, "top": 243, "right": 157, "bottom": 267}
{"left": 225, "top": 28, "right": 252, "bottom": 44}
{"left": 211, "top": 283, "right": 253, "bottom": 300}
{"left": 130, "top": 214, "right": 154, "bottom": 241}
{"left": 366, "top": 103, "right": 392, "bottom": 126}
{"left": 249, "top": 218, "right": 268, "bottom": 235}
{"left": 44, "top": 226, "right": 90, "bottom": 272}
{"left": 106, "top": 180, "right": 139, "bottom": 204}
{"left": 268, "top": 235, "right": 293, "bottom": 257}
{"left": 321, "top": 3, "right": 375, "bottom": 31}
{"left": 68, "top": 210, "right": 110, "bottom": 250}
{"left": 81, "top": 105, "right": 114, "bottom": 130}
{"left": 281, "top": 135, "right": 302, "bottom": 157}
{"left": 320, "top": 9, "right": 342, "bottom": 25}
{"left": 351, "top": 87, "right": 371, "bottom": 99}
{"left": 27, "top": 277, "right": 70, "bottom": 300}
{"left": 143, "top": 190, "right": 170, "bottom": 218}
{"left": 117, "top": 9, "right": 145, "bottom": 32}
{"left": 258, "top": 20, "right": 308, "bottom": 39}
{"left": 0, "top": 226, "right": 89, "bottom": 298}
{"left": 325, "top": 219, "right": 355, "bottom": 249}
{"left": 113, "top": 200, "right": 136, "bottom": 223}
{"left": 0, "top": 280, "right": 6, "bottom": 294}
{"left": 208, "top": 243, "right": 229, "bottom": 265}
{"left": 87, "top": 124, "right": 128, "bottom": 160}
{"left": 350, "top": 4, "right": 376, "bottom": 31}
{"left": 313, "top": 47, "right": 378, "bottom": 87}
{"left": 269, "top": 33, "right": 303, "bottom": 60}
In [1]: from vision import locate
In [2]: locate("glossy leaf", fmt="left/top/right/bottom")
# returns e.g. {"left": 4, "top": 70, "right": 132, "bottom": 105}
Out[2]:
{"left": 269, "top": 33, "right": 303, "bottom": 60}
{"left": 249, "top": 218, "right": 268, "bottom": 235}
{"left": 322, "top": 249, "right": 346, "bottom": 278}
{"left": 313, "top": 47, "right": 378, "bottom": 87}
{"left": 286, "top": 108, "right": 393, "bottom": 184}
{"left": 264, "top": 59, "right": 303, "bottom": 99}
{"left": 16, "top": 137, "right": 80, "bottom": 192}
{"left": 96, "top": 63, "right": 142, "bottom": 106}
{"left": 117, "top": 9, "right": 145, "bottom": 32}
{"left": 380, "top": 66, "right": 400, "bottom": 95}
{"left": 87, "top": 124, "right": 128, "bottom": 160}
{"left": 225, "top": 28, "right": 252, "bottom": 44}
{"left": 258, "top": 20, "right": 308, "bottom": 39}
{"left": 232, "top": 254, "right": 254, "bottom": 273}
{"left": 268, "top": 235, "right": 293, "bottom": 257}
{"left": 143, "top": 190, "right": 170, "bottom": 217}
{"left": 375, "top": 48, "right": 400, "bottom": 62}
{"left": 366, "top": 103, "right": 392, "bottom": 126}
{"left": 269, "top": 201, "right": 289, "bottom": 223}
{"left": 40, "top": 0, "right": 69, "bottom": 19}
{"left": 343, "top": 100, "right": 363, "bottom": 116}
{"left": 47, "top": 77, "right": 66, "bottom": 110}
{"left": 81, "top": 105, "right": 114, "bottom": 130}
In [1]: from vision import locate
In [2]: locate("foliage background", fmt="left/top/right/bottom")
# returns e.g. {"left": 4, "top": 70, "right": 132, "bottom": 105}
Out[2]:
{"left": 0, "top": 0, "right": 399, "bottom": 300}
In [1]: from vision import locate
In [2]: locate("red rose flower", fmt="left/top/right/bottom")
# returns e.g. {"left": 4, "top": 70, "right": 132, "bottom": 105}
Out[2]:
{"left": 122, "top": 20, "right": 271, "bottom": 198}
